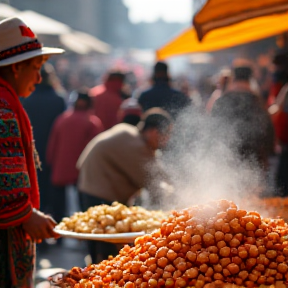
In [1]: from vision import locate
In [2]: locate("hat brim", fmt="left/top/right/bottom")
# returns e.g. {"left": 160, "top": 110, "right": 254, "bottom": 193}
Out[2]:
{"left": 0, "top": 46, "right": 65, "bottom": 66}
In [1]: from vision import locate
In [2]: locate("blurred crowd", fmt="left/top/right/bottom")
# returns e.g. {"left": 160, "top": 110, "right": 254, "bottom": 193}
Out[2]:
{"left": 21, "top": 46, "right": 288, "bottom": 262}
{"left": 3, "top": 15, "right": 288, "bottom": 288}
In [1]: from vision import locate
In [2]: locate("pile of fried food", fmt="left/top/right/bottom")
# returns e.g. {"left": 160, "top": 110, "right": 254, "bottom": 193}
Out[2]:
{"left": 58, "top": 199, "right": 288, "bottom": 288}
{"left": 239, "top": 197, "right": 288, "bottom": 223}
{"left": 56, "top": 202, "right": 167, "bottom": 234}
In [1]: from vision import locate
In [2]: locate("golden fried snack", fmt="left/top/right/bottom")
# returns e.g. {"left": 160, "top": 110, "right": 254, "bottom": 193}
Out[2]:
{"left": 60, "top": 199, "right": 288, "bottom": 288}
{"left": 56, "top": 202, "right": 167, "bottom": 234}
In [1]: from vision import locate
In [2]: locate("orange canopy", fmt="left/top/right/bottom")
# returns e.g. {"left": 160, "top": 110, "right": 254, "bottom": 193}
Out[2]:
{"left": 156, "top": 11, "right": 288, "bottom": 60}
{"left": 193, "top": 0, "right": 288, "bottom": 41}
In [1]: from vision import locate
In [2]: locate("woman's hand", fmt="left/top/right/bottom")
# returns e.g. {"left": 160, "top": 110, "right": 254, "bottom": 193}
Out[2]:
{"left": 22, "top": 208, "right": 60, "bottom": 241}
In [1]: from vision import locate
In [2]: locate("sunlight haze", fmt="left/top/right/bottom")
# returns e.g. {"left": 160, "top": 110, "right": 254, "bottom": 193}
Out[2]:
{"left": 122, "top": 0, "right": 193, "bottom": 23}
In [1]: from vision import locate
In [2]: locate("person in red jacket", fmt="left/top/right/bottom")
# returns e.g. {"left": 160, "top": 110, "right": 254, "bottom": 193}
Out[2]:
{"left": 0, "top": 17, "right": 64, "bottom": 287}
{"left": 46, "top": 88, "right": 103, "bottom": 224}
{"left": 89, "top": 71, "right": 126, "bottom": 130}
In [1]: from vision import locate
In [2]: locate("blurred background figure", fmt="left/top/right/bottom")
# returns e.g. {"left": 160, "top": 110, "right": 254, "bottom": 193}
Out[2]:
{"left": 227, "top": 59, "right": 260, "bottom": 97}
{"left": 46, "top": 88, "right": 103, "bottom": 228}
{"left": 256, "top": 53, "right": 273, "bottom": 104}
{"left": 267, "top": 49, "right": 288, "bottom": 107}
{"left": 211, "top": 90, "right": 275, "bottom": 195}
{"left": 76, "top": 108, "right": 173, "bottom": 263}
{"left": 138, "top": 61, "right": 191, "bottom": 119}
{"left": 117, "top": 96, "right": 142, "bottom": 126}
{"left": 89, "top": 71, "right": 127, "bottom": 131}
{"left": 22, "top": 63, "right": 66, "bottom": 216}
{"left": 196, "top": 76, "right": 215, "bottom": 109}
{"left": 206, "top": 67, "right": 232, "bottom": 113}
{"left": 267, "top": 49, "right": 288, "bottom": 196}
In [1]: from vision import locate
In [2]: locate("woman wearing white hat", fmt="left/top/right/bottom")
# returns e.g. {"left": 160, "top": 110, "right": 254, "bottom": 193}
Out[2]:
{"left": 0, "top": 17, "right": 64, "bottom": 287}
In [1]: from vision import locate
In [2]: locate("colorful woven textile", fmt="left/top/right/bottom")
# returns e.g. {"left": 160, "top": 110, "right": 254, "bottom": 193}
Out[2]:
{"left": 0, "top": 77, "right": 39, "bottom": 287}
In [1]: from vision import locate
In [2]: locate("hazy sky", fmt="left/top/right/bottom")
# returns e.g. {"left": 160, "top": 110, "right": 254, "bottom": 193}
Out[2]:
{"left": 122, "top": 0, "right": 193, "bottom": 23}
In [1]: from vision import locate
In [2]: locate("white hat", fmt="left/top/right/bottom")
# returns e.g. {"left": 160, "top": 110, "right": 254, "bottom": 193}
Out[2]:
{"left": 0, "top": 16, "right": 64, "bottom": 66}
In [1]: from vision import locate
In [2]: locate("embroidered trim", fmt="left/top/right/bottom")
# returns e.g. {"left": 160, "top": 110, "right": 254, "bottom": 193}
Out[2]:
{"left": 0, "top": 202, "right": 31, "bottom": 224}
{"left": 0, "top": 40, "right": 42, "bottom": 61}
{"left": 0, "top": 156, "right": 26, "bottom": 170}
{"left": 0, "top": 172, "right": 30, "bottom": 191}
{"left": 0, "top": 118, "right": 21, "bottom": 138}
{"left": 0, "top": 141, "right": 23, "bottom": 157}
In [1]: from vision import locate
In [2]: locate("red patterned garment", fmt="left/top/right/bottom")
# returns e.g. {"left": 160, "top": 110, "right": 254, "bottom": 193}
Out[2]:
{"left": 0, "top": 77, "right": 39, "bottom": 288}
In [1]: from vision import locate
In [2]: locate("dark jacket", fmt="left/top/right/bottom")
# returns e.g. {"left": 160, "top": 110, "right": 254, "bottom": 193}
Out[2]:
{"left": 22, "top": 84, "right": 66, "bottom": 167}
{"left": 138, "top": 80, "right": 191, "bottom": 119}
{"left": 22, "top": 84, "right": 66, "bottom": 212}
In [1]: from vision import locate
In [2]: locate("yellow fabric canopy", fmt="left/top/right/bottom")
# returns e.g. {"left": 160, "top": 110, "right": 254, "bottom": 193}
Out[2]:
{"left": 193, "top": 0, "right": 288, "bottom": 40}
{"left": 156, "top": 11, "right": 288, "bottom": 60}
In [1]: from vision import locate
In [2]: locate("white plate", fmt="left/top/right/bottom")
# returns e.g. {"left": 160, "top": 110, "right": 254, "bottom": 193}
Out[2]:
{"left": 54, "top": 229, "right": 145, "bottom": 243}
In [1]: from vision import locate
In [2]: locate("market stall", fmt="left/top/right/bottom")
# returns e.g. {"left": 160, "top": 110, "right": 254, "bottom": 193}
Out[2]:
{"left": 50, "top": 198, "right": 288, "bottom": 288}
{"left": 156, "top": 10, "right": 288, "bottom": 60}
{"left": 192, "top": 0, "right": 288, "bottom": 41}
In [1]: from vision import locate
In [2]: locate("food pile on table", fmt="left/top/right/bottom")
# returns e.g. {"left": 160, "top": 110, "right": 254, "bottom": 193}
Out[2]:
{"left": 239, "top": 197, "right": 288, "bottom": 223}
{"left": 56, "top": 201, "right": 167, "bottom": 234}
{"left": 56, "top": 199, "right": 288, "bottom": 288}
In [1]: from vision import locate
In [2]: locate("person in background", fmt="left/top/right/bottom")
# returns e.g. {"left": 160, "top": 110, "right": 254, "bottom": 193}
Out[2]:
{"left": 89, "top": 71, "right": 126, "bottom": 130}
{"left": 206, "top": 67, "right": 231, "bottom": 113}
{"left": 121, "top": 113, "right": 141, "bottom": 126}
{"left": 77, "top": 108, "right": 173, "bottom": 263}
{"left": 267, "top": 50, "right": 288, "bottom": 196}
{"left": 138, "top": 61, "right": 191, "bottom": 120}
{"left": 0, "top": 17, "right": 64, "bottom": 287}
{"left": 267, "top": 50, "right": 288, "bottom": 107}
{"left": 211, "top": 90, "right": 275, "bottom": 188}
{"left": 117, "top": 96, "right": 142, "bottom": 126}
{"left": 257, "top": 63, "right": 272, "bottom": 104}
{"left": 227, "top": 59, "right": 260, "bottom": 97}
{"left": 22, "top": 63, "right": 66, "bottom": 218}
{"left": 46, "top": 88, "right": 103, "bottom": 226}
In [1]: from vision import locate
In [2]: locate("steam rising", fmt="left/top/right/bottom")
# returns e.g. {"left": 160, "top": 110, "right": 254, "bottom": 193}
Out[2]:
{"left": 162, "top": 107, "right": 266, "bottom": 209}
{"left": 143, "top": 103, "right": 274, "bottom": 216}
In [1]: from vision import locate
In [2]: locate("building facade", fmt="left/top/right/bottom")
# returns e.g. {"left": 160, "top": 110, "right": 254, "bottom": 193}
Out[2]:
{"left": 9, "top": 0, "right": 190, "bottom": 49}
